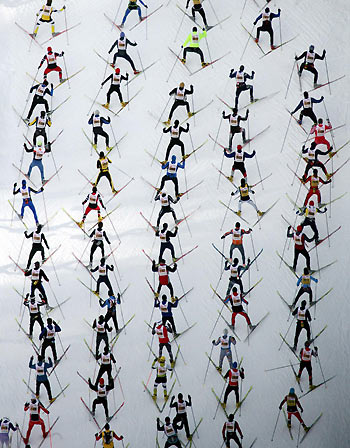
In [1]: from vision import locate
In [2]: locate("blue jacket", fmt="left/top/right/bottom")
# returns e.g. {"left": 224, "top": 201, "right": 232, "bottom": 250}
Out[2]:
{"left": 297, "top": 275, "right": 318, "bottom": 288}
{"left": 29, "top": 358, "right": 53, "bottom": 382}
{"left": 161, "top": 160, "right": 185, "bottom": 178}
{"left": 291, "top": 97, "right": 323, "bottom": 114}
{"left": 154, "top": 299, "right": 178, "bottom": 317}
{"left": 254, "top": 11, "right": 280, "bottom": 25}
{"left": 39, "top": 323, "right": 61, "bottom": 341}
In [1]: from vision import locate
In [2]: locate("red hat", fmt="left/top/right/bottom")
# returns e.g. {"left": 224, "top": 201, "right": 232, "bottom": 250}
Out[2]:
{"left": 99, "top": 378, "right": 104, "bottom": 385}
{"left": 309, "top": 200, "right": 314, "bottom": 205}
{"left": 115, "top": 68, "right": 120, "bottom": 74}
{"left": 297, "top": 225, "right": 302, "bottom": 232}
{"left": 237, "top": 145, "right": 242, "bottom": 151}
{"left": 47, "top": 46, "right": 52, "bottom": 53}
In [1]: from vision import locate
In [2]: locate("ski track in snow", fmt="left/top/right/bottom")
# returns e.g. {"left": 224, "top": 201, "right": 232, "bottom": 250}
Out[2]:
{"left": 0, "top": 0, "right": 349, "bottom": 447}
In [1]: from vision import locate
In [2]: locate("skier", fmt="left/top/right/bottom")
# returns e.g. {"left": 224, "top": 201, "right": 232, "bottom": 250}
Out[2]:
{"left": 152, "top": 322, "right": 174, "bottom": 366}
{"left": 151, "top": 356, "right": 173, "bottom": 400}
{"left": 279, "top": 388, "right": 309, "bottom": 431}
{"left": 89, "top": 222, "right": 111, "bottom": 267}
{"left": 222, "top": 414, "right": 244, "bottom": 448}
{"left": 253, "top": 7, "right": 281, "bottom": 50}
{"left": 23, "top": 397, "right": 49, "bottom": 444}
{"left": 24, "top": 141, "right": 51, "bottom": 184}
{"left": 92, "top": 314, "right": 112, "bottom": 358}
{"left": 0, "top": 417, "right": 18, "bottom": 447}
{"left": 163, "top": 121, "right": 190, "bottom": 161}
{"left": 296, "top": 341, "right": 318, "bottom": 390}
{"left": 286, "top": 225, "right": 313, "bottom": 271}
{"left": 108, "top": 32, "right": 140, "bottom": 74}
{"left": 80, "top": 186, "right": 105, "bottom": 227}
{"left": 165, "top": 83, "right": 194, "bottom": 125}
{"left": 152, "top": 259, "right": 177, "bottom": 298}
{"left": 101, "top": 68, "right": 129, "bottom": 109}
{"left": 310, "top": 118, "right": 333, "bottom": 150}
{"left": 95, "top": 423, "right": 123, "bottom": 447}
{"left": 32, "top": 0, "right": 66, "bottom": 38}
{"left": 88, "top": 111, "right": 111, "bottom": 149}
{"left": 38, "top": 47, "right": 65, "bottom": 83}
{"left": 231, "top": 178, "right": 263, "bottom": 217}
{"left": 96, "top": 346, "right": 117, "bottom": 385}
{"left": 23, "top": 294, "right": 45, "bottom": 337}
{"left": 229, "top": 65, "right": 254, "bottom": 109}
{"left": 154, "top": 295, "right": 178, "bottom": 335}
{"left": 29, "top": 354, "right": 54, "bottom": 402}
{"left": 292, "top": 300, "right": 312, "bottom": 350}
{"left": 222, "top": 109, "right": 249, "bottom": 149}
{"left": 181, "top": 27, "right": 208, "bottom": 67}
{"left": 159, "top": 155, "right": 185, "bottom": 198}
{"left": 28, "top": 111, "right": 51, "bottom": 147}
{"left": 227, "top": 287, "right": 253, "bottom": 330}
{"left": 185, "top": 0, "right": 209, "bottom": 29}
{"left": 224, "top": 145, "right": 256, "bottom": 182}
{"left": 155, "top": 191, "right": 179, "bottom": 230}
{"left": 290, "top": 92, "right": 324, "bottom": 125}
{"left": 120, "top": 0, "right": 148, "bottom": 27}
{"left": 156, "top": 223, "right": 178, "bottom": 262}
{"left": 24, "top": 224, "right": 49, "bottom": 270}
{"left": 91, "top": 258, "right": 115, "bottom": 296}
{"left": 170, "top": 393, "right": 192, "bottom": 440}
{"left": 303, "top": 168, "right": 331, "bottom": 206}
{"left": 301, "top": 142, "right": 332, "bottom": 180}
{"left": 221, "top": 222, "right": 252, "bottom": 264}
{"left": 299, "top": 200, "right": 327, "bottom": 243}
{"left": 95, "top": 152, "right": 116, "bottom": 193}
{"left": 212, "top": 328, "right": 237, "bottom": 372}
{"left": 223, "top": 361, "right": 245, "bottom": 409}
{"left": 295, "top": 45, "right": 326, "bottom": 86}
{"left": 25, "top": 80, "right": 53, "bottom": 121}
{"left": 88, "top": 377, "right": 114, "bottom": 420}
{"left": 292, "top": 268, "right": 318, "bottom": 308}
{"left": 25, "top": 261, "right": 49, "bottom": 304}
{"left": 39, "top": 318, "right": 61, "bottom": 362}
{"left": 99, "top": 290, "right": 121, "bottom": 333}
{"left": 13, "top": 180, "right": 43, "bottom": 225}
{"left": 224, "top": 258, "right": 246, "bottom": 295}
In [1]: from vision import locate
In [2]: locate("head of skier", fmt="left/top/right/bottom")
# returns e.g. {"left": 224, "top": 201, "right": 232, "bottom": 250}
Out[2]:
{"left": 232, "top": 361, "right": 238, "bottom": 370}
{"left": 237, "top": 144, "right": 242, "bottom": 153}
{"left": 239, "top": 65, "right": 244, "bottom": 73}
{"left": 303, "top": 91, "right": 309, "bottom": 99}
{"left": 95, "top": 109, "right": 100, "bottom": 116}
{"left": 100, "top": 257, "right": 105, "bottom": 266}
{"left": 165, "top": 417, "right": 171, "bottom": 425}
{"left": 232, "top": 287, "right": 238, "bottom": 297}
{"left": 192, "top": 26, "right": 197, "bottom": 34}
{"left": 171, "top": 155, "right": 176, "bottom": 164}
{"left": 40, "top": 111, "right": 46, "bottom": 118}
{"left": 36, "top": 224, "right": 42, "bottom": 233}
{"left": 31, "top": 397, "right": 37, "bottom": 404}
{"left": 42, "top": 79, "right": 49, "bottom": 86}
{"left": 120, "top": 32, "right": 125, "bottom": 40}
{"left": 108, "top": 289, "right": 113, "bottom": 297}
{"left": 232, "top": 108, "right": 238, "bottom": 116}
{"left": 98, "top": 315, "right": 105, "bottom": 324}
{"left": 310, "top": 141, "right": 316, "bottom": 150}
{"left": 173, "top": 119, "right": 179, "bottom": 128}
{"left": 309, "top": 200, "right": 314, "bottom": 208}
{"left": 240, "top": 178, "right": 246, "bottom": 187}
{"left": 265, "top": 7, "right": 270, "bottom": 13}
{"left": 235, "top": 222, "right": 240, "bottom": 230}
{"left": 30, "top": 295, "right": 36, "bottom": 304}
{"left": 223, "top": 328, "right": 228, "bottom": 337}
{"left": 103, "top": 346, "right": 109, "bottom": 355}
{"left": 296, "top": 225, "right": 303, "bottom": 234}
{"left": 47, "top": 46, "right": 52, "bottom": 54}
{"left": 159, "top": 356, "right": 165, "bottom": 365}
{"left": 305, "top": 340, "right": 311, "bottom": 348}
{"left": 34, "top": 261, "right": 40, "bottom": 269}
{"left": 99, "top": 151, "right": 105, "bottom": 158}
{"left": 309, "top": 45, "right": 314, "bottom": 53}
{"left": 22, "top": 179, "right": 27, "bottom": 188}
{"left": 289, "top": 387, "right": 295, "bottom": 395}
{"left": 161, "top": 294, "right": 167, "bottom": 304}
{"left": 97, "top": 221, "right": 103, "bottom": 230}
{"left": 318, "top": 118, "right": 323, "bottom": 125}
{"left": 159, "top": 258, "right": 165, "bottom": 265}
{"left": 104, "top": 423, "right": 110, "bottom": 431}
{"left": 161, "top": 223, "right": 168, "bottom": 231}
{"left": 46, "top": 0, "right": 52, "bottom": 5}
{"left": 178, "top": 393, "right": 184, "bottom": 402}
{"left": 161, "top": 191, "right": 167, "bottom": 198}
{"left": 179, "top": 82, "right": 185, "bottom": 91}
{"left": 228, "top": 414, "right": 234, "bottom": 422}
{"left": 37, "top": 354, "right": 44, "bottom": 363}
{"left": 301, "top": 300, "right": 307, "bottom": 310}
{"left": 92, "top": 186, "right": 97, "bottom": 194}
{"left": 47, "top": 318, "right": 53, "bottom": 327}
{"left": 115, "top": 67, "right": 120, "bottom": 74}
{"left": 303, "top": 267, "right": 309, "bottom": 275}
{"left": 233, "top": 257, "right": 239, "bottom": 266}
{"left": 99, "top": 378, "right": 105, "bottom": 386}
{"left": 312, "top": 168, "right": 318, "bottom": 176}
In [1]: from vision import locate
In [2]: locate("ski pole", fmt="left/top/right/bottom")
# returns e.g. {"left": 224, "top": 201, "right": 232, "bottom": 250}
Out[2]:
{"left": 207, "top": 0, "right": 221, "bottom": 28}
{"left": 155, "top": 96, "right": 171, "bottom": 129}
{"left": 87, "top": 86, "right": 102, "bottom": 116}
{"left": 285, "top": 60, "right": 296, "bottom": 99}
{"left": 278, "top": 318, "right": 294, "bottom": 350}
{"left": 28, "top": 15, "right": 39, "bottom": 52}
{"left": 137, "top": 49, "right": 146, "bottom": 80}
{"left": 250, "top": 232, "right": 258, "bottom": 271}
{"left": 322, "top": 100, "right": 337, "bottom": 151}
{"left": 270, "top": 408, "right": 281, "bottom": 441}
{"left": 213, "top": 381, "right": 226, "bottom": 420}
{"left": 203, "top": 344, "right": 214, "bottom": 383}
{"left": 111, "top": 2, "right": 122, "bottom": 30}
{"left": 220, "top": 195, "right": 232, "bottom": 231}
{"left": 279, "top": 15, "right": 282, "bottom": 49}
{"left": 147, "top": 332, "right": 155, "bottom": 361}
{"left": 191, "top": 94, "right": 196, "bottom": 126}
{"left": 216, "top": 151, "right": 225, "bottom": 189}
{"left": 241, "top": 25, "right": 255, "bottom": 59}
{"left": 62, "top": 54, "right": 70, "bottom": 89}
{"left": 190, "top": 404, "right": 199, "bottom": 439}
{"left": 265, "top": 363, "right": 299, "bottom": 372}
{"left": 280, "top": 113, "right": 292, "bottom": 152}
{"left": 212, "top": 115, "right": 223, "bottom": 152}
{"left": 18, "top": 68, "right": 40, "bottom": 126}
{"left": 166, "top": 47, "right": 182, "bottom": 82}
{"left": 187, "top": 129, "right": 198, "bottom": 163}
{"left": 254, "top": 151, "right": 264, "bottom": 191}
{"left": 64, "top": 2, "right": 69, "bottom": 45}
{"left": 209, "top": 304, "right": 225, "bottom": 338}
{"left": 324, "top": 55, "right": 331, "bottom": 94}
{"left": 204, "top": 34, "right": 213, "bottom": 67}
{"left": 220, "top": 237, "right": 225, "bottom": 275}
{"left": 240, "top": 0, "right": 248, "bottom": 19}
{"left": 110, "top": 123, "right": 121, "bottom": 158}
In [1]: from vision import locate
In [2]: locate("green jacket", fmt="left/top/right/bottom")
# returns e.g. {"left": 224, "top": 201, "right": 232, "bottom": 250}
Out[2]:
{"left": 183, "top": 30, "right": 206, "bottom": 48}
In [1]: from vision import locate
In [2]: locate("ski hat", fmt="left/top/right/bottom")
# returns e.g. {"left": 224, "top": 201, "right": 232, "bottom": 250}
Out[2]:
{"left": 240, "top": 178, "right": 246, "bottom": 186}
{"left": 162, "top": 222, "right": 168, "bottom": 230}
{"left": 289, "top": 387, "right": 295, "bottom": 394}
{"left": 303, "top": 267, "right": 309, "bottom": 275}
{"left": 47, "top": 46, "right": 52, "bottom": 52}
{"left": 305, "top": 340, "right": 311, "bottom": 347}
{"left": 178, "top": 393, "right": 183, "bottom": 400}
{"left": 95, "top": 110, "right": 100, "bottom": 116}
{"left": 115, "top": 67, "right": 120, "bottom": 74}
{"left": 309, "top": 200, "right": 314, "bottom": 206}
{"left": 92, "top": 186, "right": 97, "bottom": 193}
{"left": 100, "top": 257, "right": 105, "bottom": 265}
{"left": 31, "top": 397, "right": 37, "bottom": 403}
{"left": 235, "top": 222, "right": 240, "bottom": 228}
{"left": 34, "top": 261, "right": 40, "bottom": 268}
{"left": 38, "top": 354, "right": 44, "bottom": 363}
{"left": 310, "top": 141, "right": 316, "bottom": 149}
{"left": 233, "top": 257, "right": 239, "bottom": 265}
{"left": 105, "top": 423, "right": 110, "bottom": 430}
{"left": 232, "top": 108, "right": 238, "bottom": 114}
{"left": 171, "top": 155, "right": 176, "bottom": 163}
{"left": 223, "top": 328, "right": 228, "bottom": 336}
{"left": 120, "top": 32, "right": 125, "bottom": 39}
{"left": 161, "top": 294, "right": 167, "bottom": 303}
{"left": 309, "top": 45, "right": 314, "bottom": 52}
{"left": 159, "top": 356, "right": 165, "bottom": 363}
{"left": 97, "top": 221, "right": 103, "bottom": 229}
{"left": 30, "top": 296, "right": 36, "bottom": 303}
{"left": 303, "top": 91, "right": 309, "bottom": 99}
{"left": 237, "top": 144, "right": 242, "bottom": 151}
{"left": 296, "top": 225, "right": 302, "bottom": 233}
{"left": 22, "top": 179, "right": 27, "bottom": 187}
{"left": 318, "top": 118, "right": 323, "bottom": 124}
{"left": 159, "top": 258, "right": 166, "bottom": 264}
{"left": 301, "top": 300, "right": 307, "bottom": 308}
{"left": 192, "top": 26, "right": 197, "bottom": 32}
{"left": 103, "top": 346, "right": 109, "bottom": 354}
{"left": 43, "top": 79, "right": 49, "bottom": 85}
{"left": 232, "top": 361, "right": 238, "bottom": 369}
{"left": 228, "top": 414, "right": 234, "bottom": 422}
{"left": 2, "top": 417, "right": 9, "bottom": 423}
{"left": 47, "top": 318, "right": 53, "bottom": 326}
{"left": 99, "top": 151, "right": 105, "bottom": 158}
{"left": 37, "top": 141, "right": 43, "bottom": 147}
{"left": 99, "top": 378, "right": 105, "bottom": 385}
{"left": 174, "top": 119, "right": 179, "bottom": 127}
{"left": 265, "top": 7, "right": 270, "bottom": 12}
{"left": 40, "top": 111, "right": 46, "bottom": 117}
{"left": 179, "top": 82, "right": 185, "bottom": 89}
{"left": 239, "top": 65, "right": 244, "bottom": 72}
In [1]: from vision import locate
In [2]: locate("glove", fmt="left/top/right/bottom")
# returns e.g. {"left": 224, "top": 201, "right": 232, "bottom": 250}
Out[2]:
{"left": 294, "top": 55, "right": 298, "bottom": 60}
{"left": 30, "top": 355, "right": 34, "bottom": 361}
{"left": 50, "top": 83, "right": 53, "bottom": 89}
{"left": 108, "top": 49, "right": 111, "bottom": 54}
{"left": 279, "top": 405, "right": 282, "bottom": 410}
{"left": 134, "top": 42, "right": 138, "bottom": 46}
{"left": 222, "top": 111, "right": 225, "bottom": 118}
{"left": 300, "top": 408, "right": 304, "bottom": 413}
{"left": 251, "top": 190, "right": 255, "bottom": 194}
{"left": 157, "top": 417, "right": 160, "bottom": 422}
{"left": 181, "top": 45, "right": 183, "bottom": 48}
{"left": 321, "top": 96, "right": 324, "bottom": 101}
{"left": 38, "top": 65, "right": 41, "bottom": 70}
{"left": 14, "top": 182, "right": 17, "bottom": 187}
{"left": 95, "top": 433, "right": 98, "bottom": 438}
{"left": 220, "top": 235, "right": 225, "bottom": 239}
{"left": 61, "top": 51, "right": 64, "bottom": 55}
{"left": 62, "top": 5, "right": 66, "bottom": 9}
{"left": 252, "top": 70, "right": 255, "bottom": 75}
{"left": 145, "top": 4, "right": 148, "bottom": 8}
{"left": 108, "top": 116, "right": 111, "bottom": 121}
{"left": 278, "top": 8, "right": 281, "bottom": 12}
{"left": 212, "top": 340, "right": 215, "bottom": 344}
{"left": 25, "top": 402, "right": 29, "bottom": 407}
{"left": 190, "top": 84, "right": 194, "bottom": 89}
{"left": 323, "top": 49, "right": 326, "bottom": 55}
{"left": 253, "top": 21, "right": 257, "bottom": 25}
{"left": 154, "top": 358, "right": 158, "bottom": 363}
{"left": 246, "top": 109, "right": 250, "bottom": 114}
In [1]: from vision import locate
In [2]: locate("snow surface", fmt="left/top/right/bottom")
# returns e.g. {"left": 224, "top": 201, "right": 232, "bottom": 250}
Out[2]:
{"left": 1, "top": 0, "right": 349, "bottom": 447}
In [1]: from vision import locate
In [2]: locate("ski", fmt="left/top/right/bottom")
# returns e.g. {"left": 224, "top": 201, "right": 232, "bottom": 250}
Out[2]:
{"left": 299, "top": 413, "right": 323, "bottom": 444}
{"left": 248, "top": 437, "right": 258, "bottom": 448}
{"left": 310, "top": 260, "right": 337, "bottom": 275}
{"left": 308, "top": 226, "right": 341, "bottom": 252}
{"left": 54, "top": 67, "right": 85, "bottom": 89}
{"left": 140, "top": 211, "right": 157, "bottom": 232}
{"left": 125, "top": 60, "right": 159, "bottom": 86}
{"left": 12, "top": 105, "right": 30, "bottom": 126}
{"left": 62, "top": 208, "right": 89, "bottom": 236}
{"left": 325, "top": 140, "right": 350, "bottom": 164}
{"left": 205, "top": 352, "right": 226, "bottom": 380}
{"left": 87, "top": 204, "right": 121, "bottom": 231}
{"left": 176, "top": 5, "right": 231, "bottom": 31}
{"left": 37, "top": 417, "right": 60, "bottom": 448}
{"left": 41, "top": 22, "right": 81, "bottom": 44}
{"left": 190, "top": 52, "right": 231, "bottom": 76}
{"left": 213, "top": 165, "right": 237, "bottom": 186}
{"left": 168, "top": 47, "right": 193, "bottom": 75}
{"left": 47, "top": 296, "right": 71, "bottom": 314}
{"left": 219, "top": 312, "right": 241, "bottom": 342}
{"left": 233, "top": 385, "right": 253, "bottom": 416}
{"left": 287, "top": 108, "right": 308, "bottom": 134}
{"left": 48, "top": 96, "right": 71, "bottom": 116}
{"left": 310, "top": 288, "right": 333, "bottom": 307}
{"left": 309, "top": 325, "right": 327, "bottom": 344}
{"left": 277, "top": 290, "right": 293, "bottom": 310}
{"left": 241, "top": 248, "right": 264, "bottom": 275}
{"left": 319, "top": 192, "right": 347, "bottom": 207}
{"left": 179, "top": 100, "right": 214, "bottom": 126}
{"left": 47, "top": 384, "right": 70, "bottom": 408}
{"left": 142, "top": 381, "right": 163, "bottom": 413}
{"left": 72, "top": 253, "right": 95, "bottom": 278}
{"left": 171, "top": 323, "right": 197, "bottom": 342}
{"left": 279, "top": 333, "right": 300, "bottom": 361}
{"left": 43, "top": 166, "right": 63, "bottom": 186}
{"left": 12, "top": 163, "right": 38, "bottom": 188}
{"left": 260, "top": 35, "right": 298, "bottom": 58}
{"left": 243, "top": 313, "right": 269, "bottom": 342}
{"left": 239, "top": 91, "right": 280, "bottom": 111}
{"left": 299, "top": 376, "right": 335, "bottom": 398}
{"left": 15, "top": 318, "right": 40, "bottom": 354}
{"left": 104, "top": 12, "right": 123, "bottom": 31}
{"left": 108, "top": 400, "right": 125, "bottom": 423}
{"left": 241, "top": 23, "right": 265, "bottom": 55}
{"left": 173, "top": 245, "right": 198, "bottom": 263}
{"left": 290, "top": 361, "right": 303, "bottom": 393}
{"left": 86, "top": 94, "right": 119, "bottom": 116}
{"left": 328, "top": 157, "right": 350, "bottom": 179}
{"left": 243, "top": 125, "right": 271, "bottom": 146}
{"left": 211, "top": 387, "right": 228, "bottom": 418}
{"left": 110, "top": 314, "right": 135, "bottom": 347}
{"left": 80, "top": 397, "right": 101, "bottom": 429}
{"left": 15, "top": 22, "right": 43, "bottom": 48}
{"left": 105, "top": 177, "right": 135, "bottom": 205}
{"left": 252, "top": 199, "right": 279, "bottom": 227}
{"left": 282, "top": 409, "right": 293, "bottom": 440}
{"left": 276, "top": 251, "right": 298, "bottom": 278}
{"left": 219, "top": 200, "right": 251, "bottom": 225}
{"left": 48, "top": 345, "right": 71, "bottom": 376}
{"left": 113, "top": 88, "right": 143, "bottom": 116}
{"left": 308, "top": 75, "right": 345, "bottom": 92}
{"left": 129, "top": 4, "right": 164, "bottom": 31}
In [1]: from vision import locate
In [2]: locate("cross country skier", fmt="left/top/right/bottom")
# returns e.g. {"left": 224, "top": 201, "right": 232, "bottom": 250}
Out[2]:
{"left": 95, "top": 423, "right": 123, "bottom": 447}
{"left": 154, "top": 295, "right": 178, "bottom": 335}
{"left": 152, "top": 259, "right": 177, "bottom": 297}
{"left": 152, "top": 322, "right": 175, "bottom": 366}
{"left": 303, "top": 168, "right": 331, "bottom": 206}
{"left": 39, "top": 318, "right": 61, "bottom": 363}
{"left": 89, "top": 222, "right": 111, "bottom": 267}
{"left": 25, "top": 261, "right": 50, "bottom": 305}
{"left": 223, "top": 362, "right": 245, "bottom": 409}
{"left": 24, "top": 294, "right": 45, "bottom": 337}
{"left": 279, "top": 388, "right": 309, "bottom": 431}
{"left": 0, "top": 417, "right": 18, "bottom": 447}
{"left": 101, "top": 68, "right": 128, "bottom": 109}
{"left": 156, "top": 223, "right": 178, "bottom": 262}
{"left": 29, "top": 354, "right": 54, "bottom": 402}
{"left": 120, "top": 0, "right": 148, "bottom": 27}
{"left": 212, "top": 328, "right": 237, "bottom": 372}
{"left": 298, "top": 200, "right": 327, "bottom": 243}
{"left": 96, "top": 346, "right": 117, "bottom": 385}
{"left": 170, "top": 393, "right": 192, "bottom": 440}
{"left": 13, "top": 180, "right": 43, "bottom": 225}
{"left": 295, "top": 45, "right": 326, "bottom": 86}
{"left": 38, "top": 47, "right": 65, "bottom": 83}
{"left": 80, "top": 186, "right": 105, "bottom": 227}
{"left": 92, "top": 314, "right": 112, "bottom": 358}
{"left": 157, "top": 417, "right": 182, "bottom": 448}
{"left": 253, "top": 7, "right": 281, "bottom": 49}
{"left": 25, "top": 80, "right": 53, "bottom": 122}
{"left": 152, "top": 356, "right": 173, "bottom": 400}
{"left": 99, "top": 290, "right": 121, "bottom": 333}
{"left": 286, "top": 225, "right": 313, "bottom": 271}
{"left": 222, "top": 109, "right": 249, "bottom": 149}
{"left": 292, "top": 300, "right": 312, "bottom": 350}
{"left": 24, "top": 141, "right": 51, "bottom": 184}
{"left": 224, "top": 258, "right": 246, "bottom": 295}
{"left": 159, "top": 155, "right": 185, "bottom": 198}
{"left": 91, "top": 258, "right": 115, "bottom": 296}
{"left": 32, "top": 0, "right": 66, "bottom": 38}
{"left": 185, "top": 0, "right": 209, "bottom": 29}
{"left": 163, "top": 121, "right": 190, "bottom": 161}
{"left": 231, "top": 178, "right": 263, "bottom": 217}
{"left": 108, "top": 32, "right": 140, "bottom": 74}
{"left": 292, "top": 268, "right": 318, "bottom": 307}
{"left": 311, "top": 118, "right": 332, "bottom": 150}
{"left": 290, "top": 92, "right": 324, "bottom": 125}
{"left": 155, "top": 191, "right": 179, "bottom": 229}
{"left": 23, "top": 397, "right": 49, "bottom": 444}
{"left": 301, "top": 142, "right": 332, "bottom": 180}
{"left": 165, "top": 83, "right": 194, "bottom": 125}
{"left": 95, "top": 152, "right": 116, "bottom": 193}
{"left": 28, "top": 111, "right": 51, "bottom": 147}
{"left": 88, "top": 111, "right": 111, "bottom": 149}
{"left": 181, "top": 27, "right": 208, "bottom": 67}
{"left": 296, "top": 341, "right": 318, "bottom": 390}
{"left": 229, "top": 65, "right": 255, "bottom": 110}
{"left": 222, "top": 414, "right": 244, "bottom": 448}
{"left": 227, "top": 287, "right": 253, "bottom": 330}
{"left": 88, "top": 377, "right": 114, "bottom": 420}
{"left": 24, "top": 224, "right": 49, "bottom": 270}
{"left": 221, "top": 222, "right": 252, "bottom": 265}
{"left": 224, "top": 145, "right": 256, "bottom": 182}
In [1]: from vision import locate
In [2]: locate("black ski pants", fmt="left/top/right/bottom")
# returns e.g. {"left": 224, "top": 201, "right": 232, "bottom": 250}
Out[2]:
{"left": 293, "top": 248, "right": 310, "bottom": 271}
{"left": 33, "top": 128, "right": 48, "bottom": 146}
{"left": 27, "top": 244, "right": 45, "bottom": 269}
{"left": 299, "top": 108, "right": 317, "bottom": 125}
{"left": 235, "top": 84, "right": 253, "bottom": 108}
{"left": 293, "top": 287, "right": 312, "bottom": 307}
{"left": 29, "top": 313, "right": 44, "bottom": 336}
{"left": 294, "top": 321, "right": 311, "bottom": 348}
{"left": 183, "top": 47, "right": 204, "bottom": 63}
{"left": 165, "top": 138, "right": 185, "bottom": 160}
{"left": 90, "top": 241, "right": 105, "bottom": 263}
{"left": 173, "top": 413, "right": 190, "bottom": 438}
{"left": 162, "top": 315, "right": 177, "bottom": 334}
{"left": 31, "top": 281, "right": 48, "bottom": 304}
{"left": 158, "top": 342, "right": 174, "bottom": 362}
{"left": 159, "top": 175, "right": 179, "bottom": 197}
{"left": 157, "top": 206, "right": 177, "bottom": 227}
{"left": 93, "top": 127, "right": 109, "bottom": 146}
{"left": 96, "top": 332, "right": 109, "bottom": 357}
{"left": 41, "top": 339, "right": 57, "bottom": 362}
{"left": 224, "top": 384, "right": 239, "bottom": 405}
{"left": 225, "top": 432, "right": 242, "bottom": 448}
{"left": 95, "top": 170, "right": 114, "bottom": 190}
{"left": 96, "top": 275, "right": 113, "bottom": 294}
{"left": 229, "top": 126, "right": 246, "bottom": 148}
{"left": 92, "top": 397, "right": 109, "bottom": 418}
{"left": 112, "top": 51, "right": 136, "bottom": 71}
{"left": 301, "top": 218, "right": 319, "bottom": 242}
{"left": 299, "top": 63, "right": 318, "bottom": 84}
{"left": 157, "top": 281, "right": 174, "bottom": 297}
{"left": 159, "top": 242, "right": 175, "bottom": 262}
{"left": 256, "top": 22, "right": 274, "bottom": 45}
{"left": 36, "top": 379, "right": 52, "bottom": 400}
{"left": 169, "top": 100, "right": 190, "bottom": 121}
{"left": 105, "top": 309, "right": 119, "bottom": 332}
{"left": 192, "top": 4, "right": 207, "bottom": 26}
{"left": 96, "top": 364, "right": 113, "bottom": 385}
{"left": 107, "top": 84, "right": 123, "bottom": 103}
{"left": 27, "top": 95, "right": 49, "bottom": 119}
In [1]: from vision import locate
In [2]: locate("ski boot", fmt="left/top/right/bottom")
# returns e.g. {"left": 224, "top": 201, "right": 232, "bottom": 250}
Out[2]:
{"left": 183, "top": 153, "right": 189, "bottom": 159}
{"left": 292, "top": 345, "right": 297, "bottom": 351}
{"left": 60, "top": 78, "right": 66, "bottom": 83}
{"left": 303, "top": 424, "right": 309, "bottom": 432}
{"left": 181, "top": 58, "right": 186, "bottom": 64}
{"left": 163, "top": 390, "right": 169, "bottom": 400}
{"left": 221, "top": 402, "right": 226, "bottom": 410}
{"left": 171, "top": 360, "right": 175, "bottom": 368}
{"left": 236, "top": 210, "right": 241, "bottom": 216}
{"left": 270, "top": 44, "right": 276, "bottom": 50}
{"left": 326, "top": 172, "right": 332, "bottom": 180}
{"left": 171, "top": 296, "right": 177, "bottom": 303}
{"left": 187, "top": 435, "right": 192, "bottom": 441}
{"left": 49, "top": 397, "right": 56, "bottom": 404}
{"left": 42, "top": 179, "right": 46, "bottom": 185}
{"left": 257, "top": 210, "right": 263, "bottom": 216}
{"left": 78, "top": 221, "right": 84, "bottom": 228}
{"left": 228, "top": 175, "right": 233, "bottom": 182}
{"left": 175, "top": 219, "right": 181, "bottom": 225}
{"left": 134, "top": 70, "right": 141, "bottom": 75}
{"left": 201, "top": 62, "right": 209, "bottom": 67}
{"left": 309, "top": 384, "right": 316, "bottom": 390}
{"left": 250, "top": 96, "right": 255, "bottom": 103}
{"left": 106, "top": 146, "right": 113, "bottom": 152}
{"left": 120, "top": 101, "right": 127, "bottom": 108}
{"left": 296, "top": 375, "right": 300, "bottom": 384}
{"left": 287, "top": 421, "right": 292, "bottom": 429}
{"left": 52, "top": 32, "right": 60, "bottom": 38}
{"left": 92, "top": 144, "right": 97, "bottom": 150}
{"left": 216, "top": 366, "right": 222, "bottom": 373}
{"left": 102, "top": 103, "right": 110, "bottom": 109}
{"left": 154, "top": 292, "right": 159, "bottom": 298}
{"left": 254, "top": 38, "right": 259, "bottom": 43}
{"left": 188, "top": 111, "right": 194, "bottom": 118}
{"left": 164, "top": 119, "right": 171, "bottom": 126}
{"left": 119, "top": 23, "right": 124, "bottom": 28}
{"left": 91, "top": 410, "right": 95, "bottom": 417}
{"left": 98, "top": 215, "right": 103, "bottom": 222}
{"left": 24, "top": 117, "right": 30, "bottom": 124}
